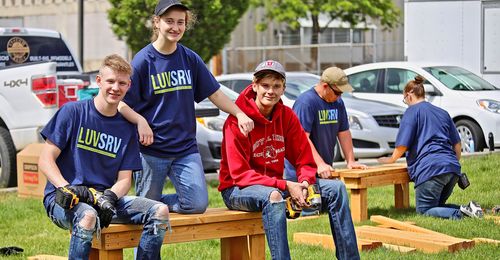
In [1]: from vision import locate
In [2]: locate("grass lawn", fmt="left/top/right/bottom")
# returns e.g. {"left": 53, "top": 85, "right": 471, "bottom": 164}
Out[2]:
{"left": 0, "top": 153, "right": 499, "bottom": 259}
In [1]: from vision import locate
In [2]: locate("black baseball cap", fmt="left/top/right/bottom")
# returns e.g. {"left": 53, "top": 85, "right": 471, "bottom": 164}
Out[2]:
{"left": 155, "top": 0, "right": 189, "bottom": 16}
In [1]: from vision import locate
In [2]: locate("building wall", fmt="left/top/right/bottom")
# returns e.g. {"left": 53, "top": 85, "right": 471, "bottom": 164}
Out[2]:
{"left": 0, "top": 0, "right": 404, "bottom": 73}
{"left": 224, "top": 2, "right": 404, "bottom": 74}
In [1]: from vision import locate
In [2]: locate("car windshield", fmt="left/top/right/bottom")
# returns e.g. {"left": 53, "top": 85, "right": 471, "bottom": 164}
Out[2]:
{"left": 423, "top": 66, "right": 499, "bottom": 91}
{"left": 285, "top": 75, "right": 318, "bottom": 100}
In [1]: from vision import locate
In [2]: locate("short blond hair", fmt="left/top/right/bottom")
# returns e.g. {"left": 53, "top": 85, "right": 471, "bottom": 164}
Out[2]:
{"left": 99, "top": 54, "right": 132, "bottom": 76}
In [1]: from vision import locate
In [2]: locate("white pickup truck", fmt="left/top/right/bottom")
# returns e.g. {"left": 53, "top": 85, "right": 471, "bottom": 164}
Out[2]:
{"left": 0, "top": 27, "right": 86, "bottom": 187}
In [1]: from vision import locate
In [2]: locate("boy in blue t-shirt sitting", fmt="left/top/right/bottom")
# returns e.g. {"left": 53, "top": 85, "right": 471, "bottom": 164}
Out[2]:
{"left": 39, "top": 54, "right": 170, "bottom": 259}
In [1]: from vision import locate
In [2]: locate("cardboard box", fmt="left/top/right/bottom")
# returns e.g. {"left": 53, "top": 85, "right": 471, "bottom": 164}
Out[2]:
{"left": 17, "top": 143, "right": 46, "bottom": 198}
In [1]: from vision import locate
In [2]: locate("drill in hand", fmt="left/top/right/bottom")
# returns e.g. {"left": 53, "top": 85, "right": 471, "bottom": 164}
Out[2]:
{"left": 285, "top": 184, "right": 322, "bottom": 219}
{"left": 305, "top": 184, "right": 321, "bottom": 210}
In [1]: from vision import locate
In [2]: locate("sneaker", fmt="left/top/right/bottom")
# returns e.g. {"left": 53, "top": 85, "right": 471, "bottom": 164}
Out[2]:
{"left": 460, "top": 201, "right": 484, "bottom": 218}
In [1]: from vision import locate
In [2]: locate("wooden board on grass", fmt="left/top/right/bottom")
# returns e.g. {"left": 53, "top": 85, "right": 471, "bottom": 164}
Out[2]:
{"left": 293, "top": 232, "right": 382, "bottom": 251}
{"left": 356, "top": 226, "right": 466, "bottom": 253}
{"left": 382, "top": 243, "right": 417, "bottom": 253}
{"left": 370, "top": 215, "right": 474, "bottom": 248}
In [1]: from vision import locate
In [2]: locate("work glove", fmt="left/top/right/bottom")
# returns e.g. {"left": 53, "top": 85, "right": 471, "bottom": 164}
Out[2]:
{"left": 55, "top": 185, "right": 98, "bottom": 209}
{"left": 55, "top": 185, "right": 80, "bottom": 209}
{"left": 67, "top": 185, "right": 99, "bottom": 205}
{"left": 96, "top": 189, "right": 118, "bottom": 228}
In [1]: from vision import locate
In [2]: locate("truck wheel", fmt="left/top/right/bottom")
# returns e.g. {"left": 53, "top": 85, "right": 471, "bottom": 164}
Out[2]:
{"left": 0, "top": 126, "right": 17, "bottom": 188}
{"left": 456, "top": 119, "right": 485, "bottom": 153}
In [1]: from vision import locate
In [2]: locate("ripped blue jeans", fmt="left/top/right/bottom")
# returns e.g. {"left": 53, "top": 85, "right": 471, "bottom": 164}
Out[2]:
{"left": 221, "top": 185, "right": 289, "bottom": 260}
{"left": 44, "top": 194, "right": 169, "bottom": 260}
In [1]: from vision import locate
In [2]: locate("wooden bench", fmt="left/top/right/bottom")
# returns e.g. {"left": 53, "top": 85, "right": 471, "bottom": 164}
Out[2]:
{"left": 332, "top": 163, "right": 410, "bottom": 222}
{"left": 90, "top": 208, "right": 265, "bottom": 260}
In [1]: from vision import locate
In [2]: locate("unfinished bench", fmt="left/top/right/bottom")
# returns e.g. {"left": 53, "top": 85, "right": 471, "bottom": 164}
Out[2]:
{"left": 332, "top": 163, "right": 410, "bottom": 222}
{"left": 90, "top": 208, "right": 265, "bottom": 260}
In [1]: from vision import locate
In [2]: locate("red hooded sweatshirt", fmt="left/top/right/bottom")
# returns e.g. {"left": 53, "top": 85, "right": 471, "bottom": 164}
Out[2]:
{"left": 218, "top": 85, "right": 317, "bottom": 192}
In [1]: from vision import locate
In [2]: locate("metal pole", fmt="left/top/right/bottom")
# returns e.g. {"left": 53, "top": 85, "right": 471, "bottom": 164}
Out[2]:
{"left": 78, "top": 0, "right": 84, "bottom": 71}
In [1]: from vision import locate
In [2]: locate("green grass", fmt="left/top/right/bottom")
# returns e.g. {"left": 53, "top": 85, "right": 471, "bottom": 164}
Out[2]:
{"left": 0, "top": 153, "right": 499, "bottom": 259}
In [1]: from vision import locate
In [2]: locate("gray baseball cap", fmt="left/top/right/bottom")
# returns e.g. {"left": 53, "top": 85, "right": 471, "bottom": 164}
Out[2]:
{"left": 155, "top": 0, "right": 189, "bottom": 16}
{"left": 254, "top": 60, "right": 286, "bottom": 79}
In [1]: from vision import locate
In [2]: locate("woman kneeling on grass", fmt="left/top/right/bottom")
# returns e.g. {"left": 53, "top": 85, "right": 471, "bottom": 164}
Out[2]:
{"left": 378, "top": 75, "right": 483, "bottom": 219}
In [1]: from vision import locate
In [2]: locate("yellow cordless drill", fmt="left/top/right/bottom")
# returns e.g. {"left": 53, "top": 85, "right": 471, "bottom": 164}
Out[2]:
{"left": 285, "top": 184, "right": 321, "bottom": 219}
{"left": 305, "top": 184, "right": 321, "bottom": 210}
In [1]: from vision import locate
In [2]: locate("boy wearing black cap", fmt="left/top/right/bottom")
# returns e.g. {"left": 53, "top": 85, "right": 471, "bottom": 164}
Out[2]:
{"left": 218, "top": 60, "right": 360, "bottom": 260}
{"left": 118, "top": 0, "right": 254, "bottom": 214}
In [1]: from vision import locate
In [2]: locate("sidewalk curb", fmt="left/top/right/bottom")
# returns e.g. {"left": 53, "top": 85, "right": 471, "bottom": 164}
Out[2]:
{"left": 0, "top": 187, "right": 18, "bottom": 194}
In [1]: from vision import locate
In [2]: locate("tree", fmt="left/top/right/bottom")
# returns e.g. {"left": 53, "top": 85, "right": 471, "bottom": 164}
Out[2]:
{"left": 250, "top": 0, "right": 401, "bottom": 69}
{"left": 107, "top": 0, "right": 249, "bottom": 62}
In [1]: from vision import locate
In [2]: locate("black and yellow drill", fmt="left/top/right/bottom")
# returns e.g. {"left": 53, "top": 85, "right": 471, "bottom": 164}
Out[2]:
{"left": 285, "top": 184, "right": 321, "bottom": 219}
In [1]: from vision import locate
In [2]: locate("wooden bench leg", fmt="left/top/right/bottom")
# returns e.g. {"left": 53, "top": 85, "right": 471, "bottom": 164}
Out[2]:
{"left": 248, "top": 234, "right": 265, "bottom": 260}
{"left": 394, "top": 183, "right": 409, "bottom": 209}
{"left": 89, "top": 248, "right": 123, "bottom": 260}
{"left": 221, "top": 235, "right": 265, "bottom": 260}
{"left": 350, "top": 188, "right": 368, "bottom": 222}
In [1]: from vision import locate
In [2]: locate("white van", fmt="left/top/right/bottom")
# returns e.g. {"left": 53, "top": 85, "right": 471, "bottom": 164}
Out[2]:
{"left": 344, "top": 62, "right": 500, "bottom": 153}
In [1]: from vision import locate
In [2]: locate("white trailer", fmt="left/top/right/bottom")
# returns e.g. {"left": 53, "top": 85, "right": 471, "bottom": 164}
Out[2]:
{"left": 404, "top": 0, "right": 500, "bottom": 86}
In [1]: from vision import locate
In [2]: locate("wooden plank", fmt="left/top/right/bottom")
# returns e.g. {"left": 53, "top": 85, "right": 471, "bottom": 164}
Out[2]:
{"left": 357, "top": 239, "right": 383, "bottom": 251}
{"left": 341, "top": 177, "right": 363, "bottom": 189}
{"left": 484, "top": 215, "right": 500, "bottom": 224}
{"left": 293, "top": 232, "right": 382, "bottom": 251}
{"left": 97, "top": 208, "right": 262, "bottom": 234}
{"left": 335, "top": 164, "right": 407, "bottom": 178}
{"left": 358, "top": 226, "right": 462, "bottom": 245}
{"left": 356, "top": 226, "right": 464, "bottom": 253}
{"left": 341, "top": 172, "right": 409, "bottom": 189}
{"left": 361, "top": 172, "right": 409, "bottom": 188}
{"left": 221, "top": 236, "right": 250, "bottom": 260}
{"left": 382, "top": 243, "right": 417, "bottom": 253}
{"left": 248, "top": 234, "right": 266, "bottom": 260}
{"left": 293, "top": 232, "right": 335, "bottom": 250}
{"left": 88, "top": 249, "right": 123, "bottom": 260}
{"left": 394, "top": 183, "right": 410, "bottom": 209}
{"left": 350, "top": 188, "right": 367, "bottom": 222}
{"left": 27, "top": 255, "right": 67, "bottom": 260}
{"left": 377, "top": 221, "right": 416, "bottom": 228}
{"left": 472, "top": 237, "right": 500, "bottom": 245}
{"left": 369, "top": 215, "right": 474, "bottom": 248}
{"left": 99, "top": 219, "right": 264, "bottom": 250}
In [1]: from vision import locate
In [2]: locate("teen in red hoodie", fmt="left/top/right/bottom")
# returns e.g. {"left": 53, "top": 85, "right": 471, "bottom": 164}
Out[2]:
{"left": 219, "top": 60, "right": 359, "bottom": 260}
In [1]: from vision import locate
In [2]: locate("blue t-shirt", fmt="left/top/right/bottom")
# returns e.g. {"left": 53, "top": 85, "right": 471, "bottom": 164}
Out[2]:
{"left": 124, "top": 43, "right": 220, "bottom": 157}
{"left": 41, "top": 99, "right": 142, "bottom": 199}
{"left": 396, "top": 101, "right": 461, "bottom": 186}
{"left": 292, "top": 88, "right": 349, "bottom": 165}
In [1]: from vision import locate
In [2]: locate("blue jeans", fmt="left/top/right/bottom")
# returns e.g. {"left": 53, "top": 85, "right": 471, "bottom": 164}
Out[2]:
{"left": 135, "top": 152, "right": 208, "bottom": 213}
{"left": 284, "top": 160, "right": 297, "bottom": 181}
{"left": 221, "top": 180, "right": 359, "bottom": 260}
{"left": 221, "top": 185, "right": 290, "bottom": 260}
{"left": 44, "top": 194, "right": 169, "bottom": 259}
{"left": 415, "top": 173, "right": 462, "bottom": 219}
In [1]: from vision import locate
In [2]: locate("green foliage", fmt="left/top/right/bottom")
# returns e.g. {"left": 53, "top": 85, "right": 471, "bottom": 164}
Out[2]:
{"left": 250, "top": 0, "right": 401, "bottom": 33}
{"left": 0, "top": 154, "right": 499, "bottom": 259}
{"left": 107, "top": 0, "right": 249, "bottom": 62}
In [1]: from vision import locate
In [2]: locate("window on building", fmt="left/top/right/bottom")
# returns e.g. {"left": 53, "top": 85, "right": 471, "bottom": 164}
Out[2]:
{"left": 334, "top": 28, "right": 350, "bottom": 43}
